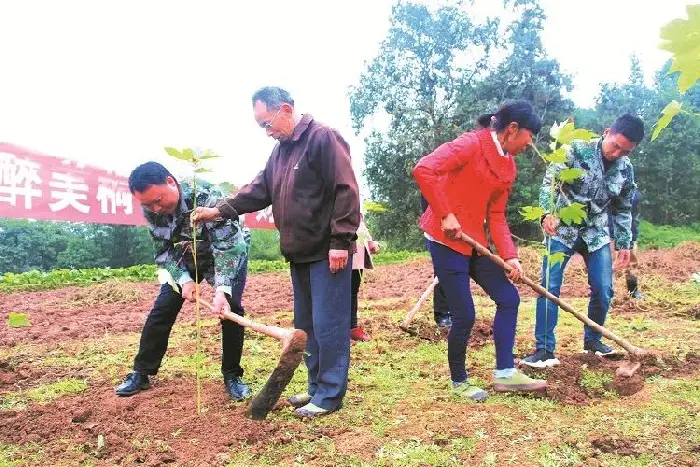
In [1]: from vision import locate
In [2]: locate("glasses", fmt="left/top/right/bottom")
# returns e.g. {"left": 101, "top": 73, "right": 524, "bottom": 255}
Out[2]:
{"left": 261, "top": 108, "right": 281, "bottom": 129}
{"left": 141, "top": 196, "right": 165, "bottom": 211}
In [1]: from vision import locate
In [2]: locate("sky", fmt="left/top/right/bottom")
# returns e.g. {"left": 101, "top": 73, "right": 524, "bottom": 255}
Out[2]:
{"left": 0, "top": 0, "right": 693, "bottom": 192}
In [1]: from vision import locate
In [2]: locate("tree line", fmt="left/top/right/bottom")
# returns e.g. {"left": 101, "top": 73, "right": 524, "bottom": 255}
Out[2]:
{"left": 0, "top": 219, "right": 282, "bottom": 274}
{"left": 350, "top": 0, "right": 700, "bottom": 249}
{"left": 2, "top": 0, "right": 698, "bottom": 272}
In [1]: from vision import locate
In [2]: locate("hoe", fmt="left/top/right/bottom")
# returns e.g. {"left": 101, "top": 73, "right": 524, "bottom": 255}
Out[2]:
{"left": 201, "top": 299, "right": 307, "bottom": 419}
{"left": 399, "top": 233, "right": 647, "bottom": 377}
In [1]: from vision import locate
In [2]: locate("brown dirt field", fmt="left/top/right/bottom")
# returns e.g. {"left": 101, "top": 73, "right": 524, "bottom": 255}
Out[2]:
{"left": 3, "top": 243, "right": 698, "bottom": 348}
{"left": 522, "top": 351, "right": 700, "bottom": 406}
{"left": 0, "top": 378, "right": 292, "bottom": 465}
{"left": 1, "top": 244, "right": 699, "bottom": 465}
{"left": 0, "top": 356, "right": 91, "bottom": 393}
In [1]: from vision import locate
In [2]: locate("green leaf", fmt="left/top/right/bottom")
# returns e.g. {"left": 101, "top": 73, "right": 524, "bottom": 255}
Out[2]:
{"left": 547, "top": 252, "right": 566, "bottom": 268}
{"left": 7, "top": 312, "right": 31, "bottom": 328}
{"left": 549, "top": 121, "right": 570, "bottom": 141}
{"left": 651, "top": 100, "right": 683, "bottom": 141}
{"left": 164, "top": 147, "right": 192, "bottom": 161}
{"left": 544, "top": 148, "right": 568, "bottom": 164}
{"left": 564, "top": 128, "right": 598, "bottom": 143}
{"left": 519, "top": 206, "right": 546, "bottom": 222}
{"left": 194, "top": 168, "right": 212, "bottom": 173}
{"left": 182, "top": 148, "right": 197, "bottom": 163}
{"left": 157, "top": 269, "right": 179, "bottom": 295}
{"left": 557, "top": 168, "right": 586, "bottom": 183}
{"left": 659, "top": 5, "right": 700, "bottom": 93}
{"left": 550, "top": 121, "right": 597, "bottom": 145}
{"left": 363, "top": 200, "right": 387, "bottom": 213}
{"left": 559, "top": 203, "right": 587, "bottom": 226}
{"left": 198, "top": 149, "right": 221, "bottom": 160}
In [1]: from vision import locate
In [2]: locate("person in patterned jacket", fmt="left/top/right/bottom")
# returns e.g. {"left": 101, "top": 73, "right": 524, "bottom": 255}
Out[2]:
{"left": 521, "top": 114, "right": 644, "bottom": 368}
{"left": 115, "top": 161, "right": 251, "bottom": 400}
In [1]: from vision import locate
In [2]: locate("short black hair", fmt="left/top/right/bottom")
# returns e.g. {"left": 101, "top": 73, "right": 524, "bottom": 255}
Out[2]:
{"left": 477, "top": 100, "right": 542, "bottom": 135}
{"left": 128, "top": 161, "right": 175, "bottom": 193}
{"left": 610, "top": 114, "right": 645, "bottom": 143}
{"left": 251, "top": 86, "right": 294, "bottom": 110}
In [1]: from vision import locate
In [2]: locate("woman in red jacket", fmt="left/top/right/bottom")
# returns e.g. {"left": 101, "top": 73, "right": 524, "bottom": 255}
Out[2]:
{"left": 413, "top": 101, "right": 547, "bottom": 400}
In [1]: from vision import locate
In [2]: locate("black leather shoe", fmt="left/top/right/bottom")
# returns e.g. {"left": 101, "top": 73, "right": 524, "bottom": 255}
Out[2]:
{"left": 115, "top": 371, "right": 150, "bottom": 396}
{"left": 436, "top": 315, "right": 452, "bottom": 329}
{"left": 224, "top": 376, "right": 251, "bottom": 401}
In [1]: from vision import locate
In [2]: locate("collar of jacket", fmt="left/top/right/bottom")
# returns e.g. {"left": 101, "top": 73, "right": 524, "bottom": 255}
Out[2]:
{"left": 475, "top": 128, "right": 517, "bottom": 184}
{"left": 287, "top": 114, "right": 314, "bottom": 143}
{"left": 172, "top": 182, "right": 193, "bottom": 222}
{"left": 595, "top": 137, "right": 626, "bottom": 172}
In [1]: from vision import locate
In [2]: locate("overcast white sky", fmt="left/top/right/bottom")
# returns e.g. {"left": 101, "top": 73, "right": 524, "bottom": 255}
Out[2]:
{"left": 0, "top": 0, "right": 692, "bottom": 191}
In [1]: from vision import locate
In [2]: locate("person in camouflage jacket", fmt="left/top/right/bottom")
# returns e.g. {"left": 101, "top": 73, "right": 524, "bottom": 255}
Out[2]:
{"left": 521, "top": 114, "right": 644, "bottom": 368}
{"left": 115, "top": 162, "right": 251, "bottom": 401}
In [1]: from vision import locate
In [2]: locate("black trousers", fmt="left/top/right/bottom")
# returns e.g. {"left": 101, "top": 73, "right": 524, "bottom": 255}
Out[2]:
{"left": 133, "top": 277, "right": 245, "bottom": 380}
{"left": 350, "top": 269, "right": 363, "bottom": 329}
{"left": 433, "top": 281, "right": 451, "bottom": 322}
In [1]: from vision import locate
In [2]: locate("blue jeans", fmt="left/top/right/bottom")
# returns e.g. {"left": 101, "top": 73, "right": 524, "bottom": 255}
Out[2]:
{"left": 290, "top": 258, "right": 352, "bottom": 411}
{"left": 428, "top": 241, "right": 520, "bottom": 382}
{"left": 535, "top": 238, "right": 613, "bottom": 352}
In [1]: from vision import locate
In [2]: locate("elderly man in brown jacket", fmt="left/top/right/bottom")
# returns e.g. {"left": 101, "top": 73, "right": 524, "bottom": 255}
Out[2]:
{"left": 192, "top": 86, "right": 360, "bottom": 418}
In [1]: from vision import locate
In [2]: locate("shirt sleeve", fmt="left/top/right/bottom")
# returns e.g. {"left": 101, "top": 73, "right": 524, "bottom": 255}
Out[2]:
{"left": 412, "top": 132, "right": 478, "bottom": 219}
{"left": 610, "top": 164, "right": 636, "bottom": 250}
{"left": 215, "top": 157, "right": 273, "bottom": 219}
{"left": 146, "top": 210, "right": 191, "bottom": 285}
{"left": 487, "top": 187, "right": 518, "bottom": 260}
{"left": 318, "top": 128, "right": 361, "bottom": 251}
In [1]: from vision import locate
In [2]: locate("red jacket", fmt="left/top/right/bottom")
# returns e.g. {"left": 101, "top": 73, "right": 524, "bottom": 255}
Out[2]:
{"left": 413, "top": 128, "right": 518, "bottom": 259}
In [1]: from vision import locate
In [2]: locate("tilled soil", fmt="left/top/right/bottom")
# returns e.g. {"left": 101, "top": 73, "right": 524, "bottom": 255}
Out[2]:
{"left": 0, "top": 378, "right": 292, "bottom": 466}
{"left": 4, "top": 243, "right": 698, "bottom": 348}
{"left": 522, "top": 351, "right": 700, "bottom": 405}
{"left": 0, "top": 244, "right": 699, "bottom": 465}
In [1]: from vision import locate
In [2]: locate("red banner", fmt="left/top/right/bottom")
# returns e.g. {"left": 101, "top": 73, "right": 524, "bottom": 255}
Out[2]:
{"left": 0, "top": 143, "right": 276, "bottom": 229}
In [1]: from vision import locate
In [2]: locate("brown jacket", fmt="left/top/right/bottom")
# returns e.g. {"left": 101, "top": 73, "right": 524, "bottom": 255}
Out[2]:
{"left": 216, "top": 114, "right": 360, "bottom": 263}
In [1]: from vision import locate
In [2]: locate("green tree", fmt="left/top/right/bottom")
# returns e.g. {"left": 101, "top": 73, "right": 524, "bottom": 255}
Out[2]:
{"left": 469, "top": 0, "right": 575, "bottom": 238}
{"left": 351, "top": 0, "right": 574, "bottom": 246}
{"left": 249, "top": 229, "right": 282, "bottom": 261}
{"left": 637, "top": 62, "right": 700, "bottom": 225}
{"left": 585, "top": 56, "right": 700, "bottom": 226}
{"left": 56, "top": 236, "right": 106, "bottom": 269}
{"left": 350, "top": 0, "right": 501, "bottom": 249}
{"left": 0, "top": 219, "right": 69, "bottom": 273}
{"left": 651, "top": 4, "right": 700, "bottom": 140}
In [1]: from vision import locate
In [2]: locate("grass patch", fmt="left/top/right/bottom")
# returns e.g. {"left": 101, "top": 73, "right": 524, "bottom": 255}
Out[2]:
{"left": 1, "top": 379, "right": 89, "bottom": 410}
{"left": 579, "top": 369, "right": 615, "bottom": 398}
{"left": 0, "top": 443, "right": 44, "bottom": 467}
{"left": 376, "top": 439, "right": 463, "bottom": 466}
{"left": 638, "top": 220, "right": 700, "bottom": 249}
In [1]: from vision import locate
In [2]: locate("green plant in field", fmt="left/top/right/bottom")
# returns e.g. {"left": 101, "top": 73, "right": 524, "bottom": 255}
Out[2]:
{"left": 164, "top": 146, "right": 221, "bottom": 415}
{"left": 637, "top": 220, "right": 700, "bottom": 249}
{"left": 7, "top": 312, "right": 30, "bottom": 328}
{"left": 651, "top": 4, "right": 700, "bottom": 140}
{"left": 519, "top": 121, "right": 596, "bottom": 351}
{"left": 520, "top": 120, "right": 597, "bottom": 242}
{"left": 579, "top": 368, "right": 614, "bottom": 398}
{"left": 1, "top": 379, "right": 89, "bottom": 409}
{"left": 0, "top": 265, "right": 157, "bottom": 292}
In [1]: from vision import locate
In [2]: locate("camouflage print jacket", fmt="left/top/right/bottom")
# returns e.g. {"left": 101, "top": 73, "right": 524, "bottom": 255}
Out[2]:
{"left": 143, "top": 180, "right": 250, "bottom": 295}
{"left": 539, "top": 138, "right": 636, "bottom": 253}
